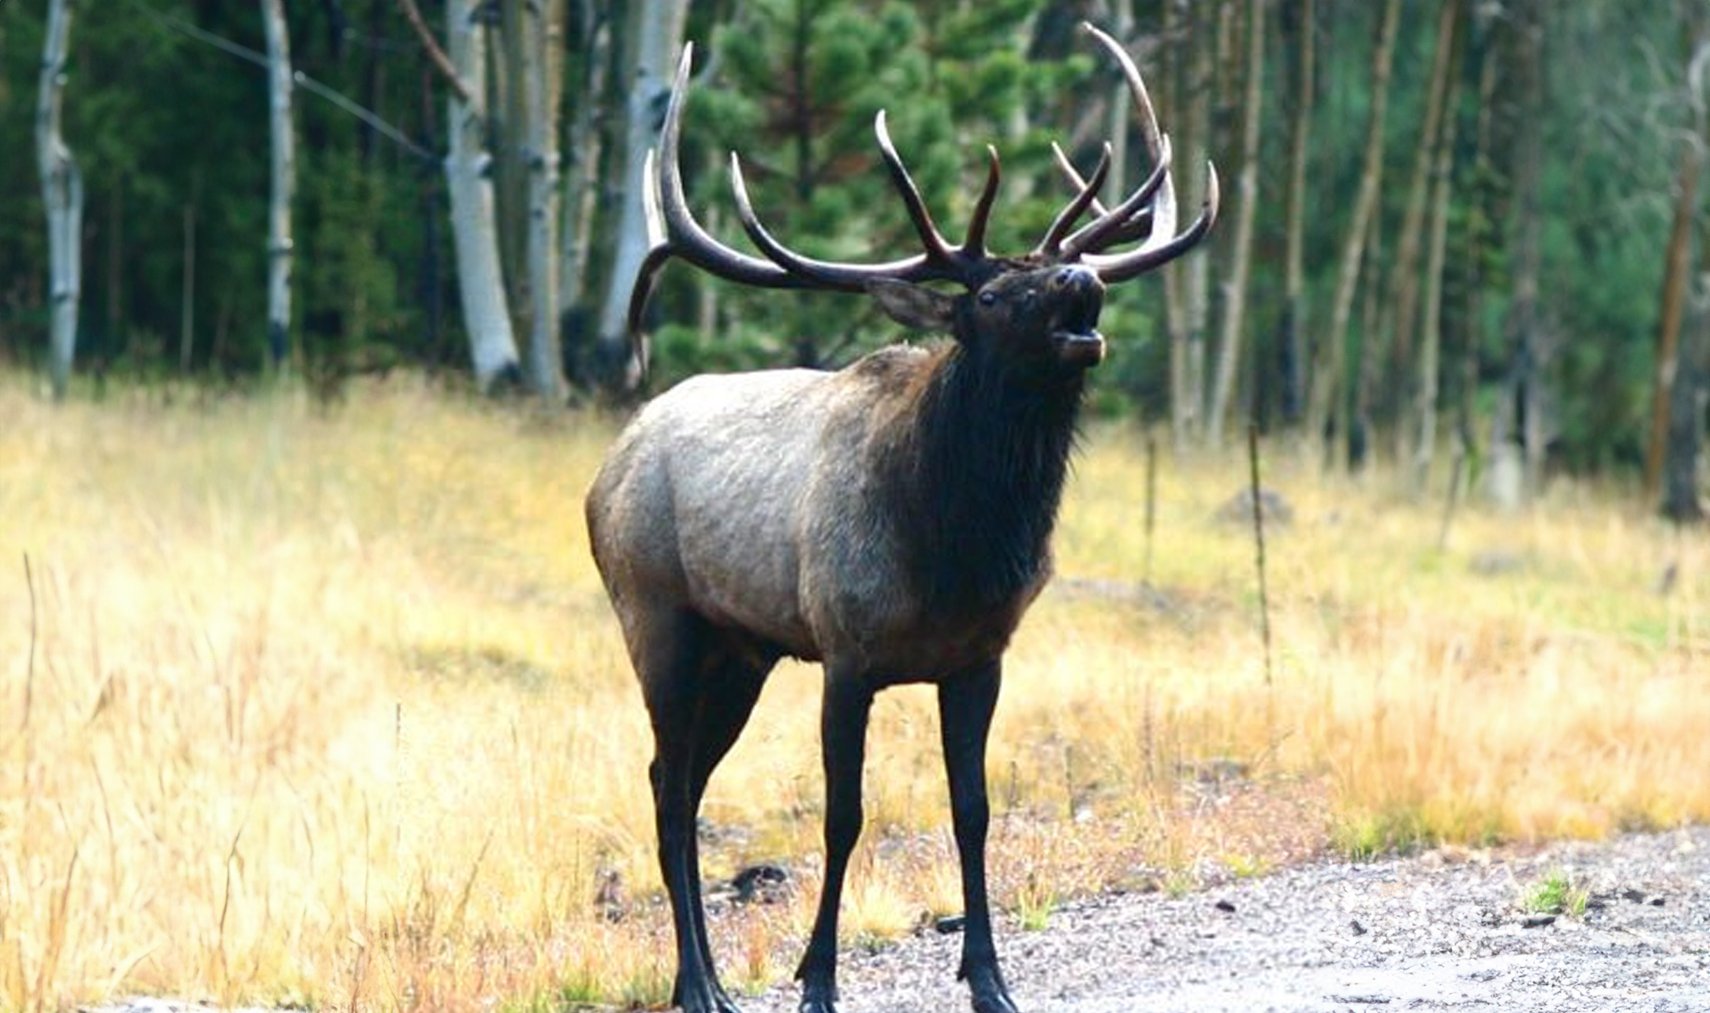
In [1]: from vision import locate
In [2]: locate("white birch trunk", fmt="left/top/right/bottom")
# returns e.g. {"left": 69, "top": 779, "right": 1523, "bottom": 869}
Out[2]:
{"left": 262, "top": 0, "right": 294, "bottom": 371}
{"left": 525, "top": 0, "right": 567, "bottom": 400}
{"left": 38, "top": 0, "right": 82, "bottom": 400}
{"left": 595, "top": 0, "right": 689, "bottom": 387}
{"left": 446, "top": 0, "right": 522, "bottom": 390}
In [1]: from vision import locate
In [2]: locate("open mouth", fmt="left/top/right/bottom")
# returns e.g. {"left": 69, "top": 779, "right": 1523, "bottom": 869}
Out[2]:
{"left": 1050, "top": 291, "right": 1106, "bottom": 367}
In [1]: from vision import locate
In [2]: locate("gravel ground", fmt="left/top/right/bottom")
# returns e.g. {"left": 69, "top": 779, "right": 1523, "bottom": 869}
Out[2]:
{"left": 742, "top": 826, "right": 1710, "bottom": 1013}
{"left": 86, "top": 828, "right": 1710, "bottom": 1013}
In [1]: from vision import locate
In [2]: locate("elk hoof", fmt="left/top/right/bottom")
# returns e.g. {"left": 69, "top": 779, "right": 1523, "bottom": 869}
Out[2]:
{"left": 677, "top": 979, "right": 743, "bottom": 1013}
{"left": 798, "top": 979, "right": 839, "bottom": 1013}
{"left": 968, "top": 970, "right": 1021, "bottom": 1013}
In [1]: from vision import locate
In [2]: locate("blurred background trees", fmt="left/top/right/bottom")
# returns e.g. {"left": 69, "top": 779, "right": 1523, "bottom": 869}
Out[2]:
{"left": 0, "top": 0, "right": 1706, "bottom": 510}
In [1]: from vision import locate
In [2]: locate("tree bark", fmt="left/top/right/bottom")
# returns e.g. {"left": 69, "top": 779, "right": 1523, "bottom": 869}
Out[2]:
{"left": 38, "top": 0, "right": 83, "bottom": 400}
{"left": 499, "top": 0, "right": 532, "bottom": 342}
{"left": 399, "top": 0, "right": 522, "bottom": 390}
{"left": 1277, "top": 0, "right": 1314, "bottom": 429}
{"left": 524, "top": 0, "right": 567, "bottom": 400}
{"left": 262, "top": 0, "right": 295, "bottom": 372}
{"left": 1649, "top": 142, "right": 1700, "bottom": 501}
{"left": 1646, "top": 8, "right": 1708, "bottom": 500}
{"left": 1457, "top": 15, "right": 1501, "bottom": 478}
{"left": 1500, "top": 0, "right": 1548, "bottom": 500}
{"left": 1659, "top": 18, "right": 1710, "bottom": 521}
{"left": 594, "top": 0, "right": 689, "bottom": 388}
{"left": 1162, "top": 0, "right": 1192, "bottom": 450}
{"left": 446, "top": 0, "right": 523, "bottom": 389}
{"left": 560, "top": 1, "right": 610, "bottom": 373}
{"left": 1180, "top": 2, "right": 1215, "bottom": 447}
{"left": 1411, "top": 0, "right": 1468, "bottom": 491}
{"left": 1385, "top": 0, "right": 1459, "bottom": 464}
{"left": 1206, "top": 0, "right": 1265, "bottom": 448}
{"left": 1304, "top": 0, "right": 1399, "bottom": 469}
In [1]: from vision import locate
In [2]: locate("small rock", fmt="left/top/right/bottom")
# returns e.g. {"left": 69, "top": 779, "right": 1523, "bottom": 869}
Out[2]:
{"left": 1349, "top": 919, "right": 1367, "bottom": 935}
{"left": 1521, "top": 914, "right": 1556, "bottom": 928}
{"left": 1469, "top": 550, "right": 1526, "bottom": 576}
{"left": 730, "top": 863, "right": 790, "bottom": 904}
{"left": 1649, "top": 896, "right": 1666, "bottom": 907}
{"left": 1214, "top": 899, "right": 1237, "bottom": 913}
{"left": 1178, "top": 758, "right": 1251, "bottom": 784}
{"left": 1214, "top": 487, "right": 1294, "bottom": 526}
{"left": 1621, "top": 888, "right": 1646, "bottom": 903}
{"left": 934, "top": 914, "right": 966, "bottom": 934}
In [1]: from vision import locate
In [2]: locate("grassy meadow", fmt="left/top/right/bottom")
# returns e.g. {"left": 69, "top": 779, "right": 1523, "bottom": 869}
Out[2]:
{"left": 2, "top": 373, "right": 1707, "bottom": 1012}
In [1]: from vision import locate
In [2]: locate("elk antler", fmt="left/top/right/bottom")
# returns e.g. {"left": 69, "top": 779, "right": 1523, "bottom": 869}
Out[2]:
{"left": 1047, "top": 23, "right": 1221, "bottom": 283}
{"left": 629, "top": 27, "right": 1219, "bottom": 335}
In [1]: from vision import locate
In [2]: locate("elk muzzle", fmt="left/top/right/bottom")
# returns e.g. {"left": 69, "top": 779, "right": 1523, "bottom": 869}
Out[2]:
{"left": 1048, "top": 266, "right": 1107, "bottom": 367}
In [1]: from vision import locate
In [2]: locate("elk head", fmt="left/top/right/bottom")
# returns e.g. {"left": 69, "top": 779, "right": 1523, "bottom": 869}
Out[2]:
{"left": 625, "top": 24, "right": 1219, "bottom": 378}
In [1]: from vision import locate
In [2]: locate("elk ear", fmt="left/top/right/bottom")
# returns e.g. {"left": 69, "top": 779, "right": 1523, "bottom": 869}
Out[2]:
{"left": 867, "top": 279, "right": 956, "bottom": 333}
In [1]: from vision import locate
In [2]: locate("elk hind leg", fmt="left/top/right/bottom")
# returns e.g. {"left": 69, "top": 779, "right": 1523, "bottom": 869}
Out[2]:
{"left": 634, "top": 608, "right": 749, "bottom": 1013}
{"left": 796, "top": 666, "right": 874, "bottom": 1013}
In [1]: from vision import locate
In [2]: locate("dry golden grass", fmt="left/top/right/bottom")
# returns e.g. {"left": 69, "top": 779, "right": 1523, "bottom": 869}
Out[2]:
{"left": 1, "top": 373, "right": 1706, "bottom": 1013}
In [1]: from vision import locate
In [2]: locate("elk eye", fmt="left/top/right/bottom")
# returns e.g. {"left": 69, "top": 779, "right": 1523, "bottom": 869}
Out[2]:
{"left": 978, "top": 290, "right": 998, "bottom": 307}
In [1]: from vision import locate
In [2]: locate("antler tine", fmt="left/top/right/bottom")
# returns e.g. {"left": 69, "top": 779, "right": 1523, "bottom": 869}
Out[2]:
{"left": 1061, "top": 134, "right": 1172, "bottom": 258}
{"left": 961, "top": 145, "right": 1001, "bottom": 257}
{"left": 627, "top": 147, "right": 674, "bottom": 336}
{"left": 1069, "top": 21, "right": 1219, "bottom": 278}
{"left": 1051, "top": 142, "right": 1111, "bottom": 217}
{"left": 873, "top": 110, "right": 956, "bottom": 264}
{"left": 643, "top": 43, "right": 824, "bottom": 301}
{"left": 1035, "top": 142, "right": 1112, "bottom": 256}
{"left": 1082, "top": 162, "right": 1220, "bottom": 282}
{"left": 729, "top": 153, "right": 935, "bottom": 289}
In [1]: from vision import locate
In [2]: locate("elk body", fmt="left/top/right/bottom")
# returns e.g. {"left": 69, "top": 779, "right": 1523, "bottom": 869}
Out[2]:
{"left": 586, "top": 26, "right": 1216, "bottom": 1013}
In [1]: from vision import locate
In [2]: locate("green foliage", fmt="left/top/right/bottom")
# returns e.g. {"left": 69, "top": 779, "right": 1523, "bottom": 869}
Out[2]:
{"left": 1522, "top": 869, "right": 1589, "bottom": 917}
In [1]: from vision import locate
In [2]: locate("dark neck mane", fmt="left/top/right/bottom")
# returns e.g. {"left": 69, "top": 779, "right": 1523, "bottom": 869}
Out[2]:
{"left": 899, "top": 343, "right": 1084, "bottom": 614}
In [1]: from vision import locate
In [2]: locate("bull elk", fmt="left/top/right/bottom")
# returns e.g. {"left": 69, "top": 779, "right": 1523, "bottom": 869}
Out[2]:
{"left": 586, "top": 24, "right": 1216, "bottom": 1013}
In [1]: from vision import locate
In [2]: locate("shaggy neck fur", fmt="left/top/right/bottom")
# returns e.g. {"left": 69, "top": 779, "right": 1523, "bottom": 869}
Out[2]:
{"left": 898, "top": 337, "right": 1084, "bottom": 616}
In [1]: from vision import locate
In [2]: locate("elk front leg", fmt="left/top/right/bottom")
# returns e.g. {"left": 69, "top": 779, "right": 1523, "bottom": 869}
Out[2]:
{"left": 939, "top": 660, "right": 1019, "bottom": 1013}
{"left": 795, "top": 669, "right": 874, "bottom": 1013}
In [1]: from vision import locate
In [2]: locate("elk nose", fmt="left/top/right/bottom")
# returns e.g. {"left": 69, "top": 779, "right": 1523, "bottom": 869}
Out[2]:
{"left": 1052, "top": 265, "right": 1101, "bottom": 295}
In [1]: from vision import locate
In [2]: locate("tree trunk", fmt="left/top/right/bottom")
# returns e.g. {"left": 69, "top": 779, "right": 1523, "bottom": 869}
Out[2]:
{"left": 38, "top": 0, "right": 82, "bottom": 401}
{"left": 1180, "top": 3, "right": 1215, "bottom": 446}
{"left": 594, "top": 0, "right": 689, "bottom": 388}
{"left": 560, "top": 1, "right": 610, "bottom": 374}
{"left": 523, "top": 0, "right": 567, "bottom": 400}
{"left": 1458, "top": 15, "right": 1501, "bottom": 477}
{"left": 1206, "top": 0, "right": 1265, "bottom": 448}
{"left": 1385, "top": 0, "right": 1459, "bottom": 465}
{"left": 1411, "top": 0, "right": 1467, "bottom": 491}
{"left": 1646, "top": 39, "right": 1705, "bottom": 499}
{"left": 1499, "top": 0, "right": 1548, "bottom": 500}
{"left": 1304, "top": 0, "right": 1399, "bottom": 469}
{"left": 1661, "top": 292, "right": 1710, "bottom": 523}
{"left": 1659, "top": 15, "right": 1710, "bottom": 521}
{"left": 1277, "top": 0, "right": 1314, "bottom": 429}
{"left": 1162, "top": 0, "right": 1192, "bottom": 450}
{"left": 262, "top": 0, "right": 295, "bottom": 372}
{"left": 498, "top": 0, "right": 533, "bottom": 343}
{"left": 445, "top": 0, "right": 523, "bottom": 389}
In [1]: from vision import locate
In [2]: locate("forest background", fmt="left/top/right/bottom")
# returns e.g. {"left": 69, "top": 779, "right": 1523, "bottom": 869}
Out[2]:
{"left": 3, "top": 0, "right": 1708, "bottom": 513}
